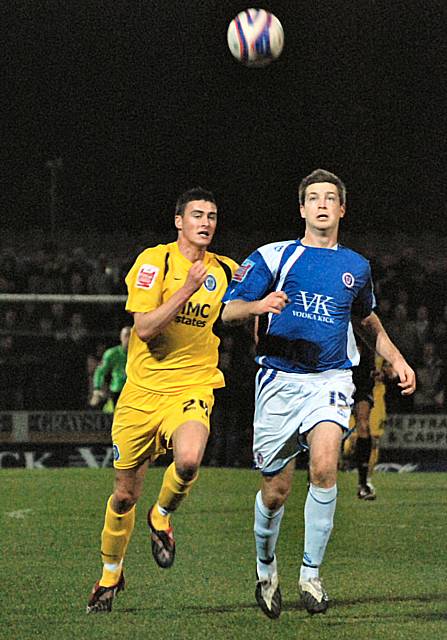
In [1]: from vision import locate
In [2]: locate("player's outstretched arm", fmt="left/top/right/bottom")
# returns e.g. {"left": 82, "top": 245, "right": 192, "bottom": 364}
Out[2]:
{"left": 222, "top": 291, "right": 289, "bottom": 324}
{"left": 134, "top": 260, "right": 207, "bottom": 342}
{"left": 359, "top": 311, "right": 416, "bottom": 396}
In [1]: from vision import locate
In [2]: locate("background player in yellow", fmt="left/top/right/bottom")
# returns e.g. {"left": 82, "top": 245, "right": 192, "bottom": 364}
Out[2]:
{"left": 345, "top": 341, "right": 392, "bottom": 499}
{"left": 87, "top": 187, "right": 238, "bottom": 613}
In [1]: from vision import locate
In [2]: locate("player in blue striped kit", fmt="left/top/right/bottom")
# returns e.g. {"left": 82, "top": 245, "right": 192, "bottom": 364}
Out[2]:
{"left": 222, "top": 169, "right": 415, "bottom": 618}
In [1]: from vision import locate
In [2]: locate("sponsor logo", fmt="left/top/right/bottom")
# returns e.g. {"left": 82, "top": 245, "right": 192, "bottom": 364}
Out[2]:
{"left": 112, "top": 443, "right": 120, "bottom": 461}
{"left": 233, "top": 259, "right": 255, "bottom": 283}
{"left": 136, "top": 264, "right": 159, "bottom": 289}
{"left": 256, "top": 451, "right": 264, "bottom": 466}
{"left": 292, "top": 290, "right": 336, "bottom": 324}
{"left": 342, "top": 272, "right": 355, "bottom": 288}
{"left": 175, "top": 301, "right": 211, "bottom": 327}
{"left": 0, "top": 446, "right": 114, "bottom": 469}
{"left": 29, "top": 412, "right": 111, "bottom": 433}
{"left": 204, "top": 274, "right": 217, "bottom": 291}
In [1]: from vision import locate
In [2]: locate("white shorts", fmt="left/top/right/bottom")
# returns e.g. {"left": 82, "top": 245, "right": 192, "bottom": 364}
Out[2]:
{"left": 253, "top": 368, "right": 355, "bottom": 475}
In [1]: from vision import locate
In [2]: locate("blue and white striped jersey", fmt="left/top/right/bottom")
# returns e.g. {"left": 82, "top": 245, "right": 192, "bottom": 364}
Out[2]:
{"left": 223, "top": 239, "right": 376, "bottom": 374}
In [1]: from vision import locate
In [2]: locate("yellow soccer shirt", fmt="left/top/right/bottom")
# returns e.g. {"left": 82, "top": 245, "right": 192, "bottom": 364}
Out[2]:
{"left": 125, "top": 241, "right": 238, "bottom": 393}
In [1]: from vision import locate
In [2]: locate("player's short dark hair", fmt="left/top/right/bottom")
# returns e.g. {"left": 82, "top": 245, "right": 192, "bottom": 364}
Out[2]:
{"left": 298, "top": 169, "right": 347, "bottom": 206}
{"left": 175, "top": 187, "right": 217, "bottom": 216}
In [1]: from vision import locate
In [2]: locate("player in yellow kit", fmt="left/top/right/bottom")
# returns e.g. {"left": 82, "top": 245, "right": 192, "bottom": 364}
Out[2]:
{"left": 87, "top": 187, "right": 238, "bottom": 613}
{"left": 346, "top": 343, "right": 390, "bottom": 500}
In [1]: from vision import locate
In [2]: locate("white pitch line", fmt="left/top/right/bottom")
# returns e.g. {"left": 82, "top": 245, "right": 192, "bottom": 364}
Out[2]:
{"left": 6, "top": 508, "right": 33, "bottom": 519}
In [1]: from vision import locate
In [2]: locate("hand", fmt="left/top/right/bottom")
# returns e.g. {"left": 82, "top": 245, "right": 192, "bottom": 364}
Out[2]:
{"left": 255, "top": 291, "right": 289, "bottom": 315}
{"left": 392, "top": 358, "right": 416, "bottom": 396}
{"left": 184, "top": 260, "right": 208, "bottom": 295}
{"left": 90, "top": 389, "right": 106, "bottom": 407}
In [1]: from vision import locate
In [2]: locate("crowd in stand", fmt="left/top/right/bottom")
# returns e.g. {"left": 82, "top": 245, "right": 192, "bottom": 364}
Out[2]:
{"left": 0, "top": 238, "right": 446, "bottom": 422}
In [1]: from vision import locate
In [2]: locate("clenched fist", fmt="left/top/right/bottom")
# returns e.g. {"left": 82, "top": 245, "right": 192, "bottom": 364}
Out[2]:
{"left": 255, "top": 291, "right": 289, "bottom": 315}
{"left": 184, "top": 260, "right": 208, "bottom": 295}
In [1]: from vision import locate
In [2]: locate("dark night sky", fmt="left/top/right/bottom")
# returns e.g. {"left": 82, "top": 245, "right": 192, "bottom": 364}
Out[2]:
{"left": 2, "top": 0, "right": 446, "bottom": 244}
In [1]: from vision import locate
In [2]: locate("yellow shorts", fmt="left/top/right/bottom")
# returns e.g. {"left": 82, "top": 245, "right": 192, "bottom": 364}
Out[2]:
{"left": 111, "top": 381, "right": 215, "bottom": 469}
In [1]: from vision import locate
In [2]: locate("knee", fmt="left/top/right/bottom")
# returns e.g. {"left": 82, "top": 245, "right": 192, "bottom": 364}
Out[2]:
{"left": 263, "top": 482, "right": 291, "bottom": 511}
{"left": 175, "top": 459, "right": 200, "bottom": 482}
{"left": 356, "top": 419, "right": 370, "bottom": 438}
{"left": 113, "top": 488, "right": 138, "bottom": 513}
{"left": 309, "top": 466, "right": 336, "bottom": 489}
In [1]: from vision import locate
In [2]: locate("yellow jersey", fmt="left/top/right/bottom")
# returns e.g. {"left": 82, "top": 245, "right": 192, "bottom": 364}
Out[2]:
{"left": 125, "top": 241, "right": 238, "bottom": 393}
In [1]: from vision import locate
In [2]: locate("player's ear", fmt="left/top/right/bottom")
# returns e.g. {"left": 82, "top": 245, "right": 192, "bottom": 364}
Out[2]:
{"left": 339, "top": 205, "right": 346, "bottom": 218}
{"left": 299, "top": 204, "right": 306, "bottom": 219}
{"left": 174, "top": 214, "right": 183, "bottom": 230}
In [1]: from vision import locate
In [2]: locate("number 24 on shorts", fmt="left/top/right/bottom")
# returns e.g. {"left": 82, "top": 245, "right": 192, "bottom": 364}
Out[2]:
{"left": 182, "top": 398, "right": 209, "bottom": 417}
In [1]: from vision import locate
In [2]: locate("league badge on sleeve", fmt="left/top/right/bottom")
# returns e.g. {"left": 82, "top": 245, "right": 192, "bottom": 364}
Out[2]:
{"left": 233, "top": 259, "right": 255, "bottom": 283}
{"left": 136, "top": 264, "right": 159, "bottom": 289}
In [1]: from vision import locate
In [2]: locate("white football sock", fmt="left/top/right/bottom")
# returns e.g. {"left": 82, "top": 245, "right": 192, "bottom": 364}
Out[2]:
{"left": 301, "top": 483, "right": 337, "bottom": 577}
{"left": 254, "top": 490, "right": 284, "bottom": 578}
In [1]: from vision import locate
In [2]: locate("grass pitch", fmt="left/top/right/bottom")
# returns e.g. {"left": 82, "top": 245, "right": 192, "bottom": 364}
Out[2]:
{"left": 2, "top": 467, "right": 446, "bottom": 640}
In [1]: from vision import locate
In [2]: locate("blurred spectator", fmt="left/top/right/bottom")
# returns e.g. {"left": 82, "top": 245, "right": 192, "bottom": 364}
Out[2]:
{"left": 376, "top": 297, "right": 392, "bottom": 327}
{"left": 1, "top": 307, "right": 19, "bottom": 335}
{"left": 25, "top": 249, "right": 52, "bottom": 293}
{"left": 414, "top": 304, "right": 432, "bottom": 358}
{"left": 50, "top": 302, "right": 69, "bottom": 341}
{"left": 386, "top": 303, "right": 419, "bottom": 365}
{"left": 374, "top": 253, "right": 400, "bottom": 300}
{"left": 68, "top": 312, "right": 88, "bottom": 344}
{"left": 396, "top": 246, "right": 423, "bottom": 307}
{"left": 88, "top": 253, "right": 117, "bottom": 294}
{"left": 413, "top": 342, "right": 445, "bottom": 412}
{"left": 66, "top": 246, "right": 93, "bottom": 291}
{"left": 22, "top": 302, "right": 40, "bottom": 334}
{"left": 423, "top": 257, "right": 446, "bottom": 317}
{"left": 395, "top": 289, "right": 409, "bottom": 309}
{"left": 0, "top": 249, "right": 24, "bottom": 293}
{"left": 433, "top": 319, "right": 447, "bottom": 364}
{"left": 69, "top": 271, "right": 87, "bottom": 294}
{"left": 38, "top": 316, "right": 54, "bottom": 337}
{"left": 0, "top": 335, "right": 24, "bottom": 409}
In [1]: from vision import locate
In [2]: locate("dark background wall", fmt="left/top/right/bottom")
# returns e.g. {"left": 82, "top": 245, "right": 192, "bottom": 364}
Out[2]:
{"left": 3, "top": 1, "right": 446, "bottom": 242}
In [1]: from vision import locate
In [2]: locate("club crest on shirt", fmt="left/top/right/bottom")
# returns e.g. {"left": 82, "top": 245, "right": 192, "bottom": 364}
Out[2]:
{"left": 204, "top": 274, "right": 217, "bottom": 291}
{"left": 233, "top": 259, "right": 255, "bottom": 283}
{"left": 136, "top": 264, "right": 159, "bottom": 289}
{"left": 342, "top": 272, "right": 355, "bottom": 288}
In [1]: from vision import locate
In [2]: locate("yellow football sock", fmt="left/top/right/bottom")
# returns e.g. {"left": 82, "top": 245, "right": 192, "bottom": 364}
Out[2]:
{"left": 151, "top": 463, "right": 198, "bottom": 530}
{"left": 100, "top": 495, "right": 135, "bottom": 587}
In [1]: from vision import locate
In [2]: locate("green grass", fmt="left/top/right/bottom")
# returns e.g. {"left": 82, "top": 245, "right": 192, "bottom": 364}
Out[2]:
{"left": 2, "top": 467, "right": 446, "bottom": 640}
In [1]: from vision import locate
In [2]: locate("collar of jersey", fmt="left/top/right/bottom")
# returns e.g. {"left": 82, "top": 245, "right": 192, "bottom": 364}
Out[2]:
{"left": 298, "top": 239, "right": 339, "bottom": 250}
{"left": 171, "top": 241, "right": 211, "bottom": 267}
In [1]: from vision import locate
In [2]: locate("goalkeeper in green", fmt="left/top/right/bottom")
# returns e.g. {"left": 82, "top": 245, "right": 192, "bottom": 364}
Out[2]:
{"left": 90, "top": 326, "right": 131, "bottom": 410}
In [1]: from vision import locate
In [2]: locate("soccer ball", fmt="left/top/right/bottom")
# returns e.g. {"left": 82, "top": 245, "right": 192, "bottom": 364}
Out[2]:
{"left": 227, "top": 9, "right": 284, "bottom": 67}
